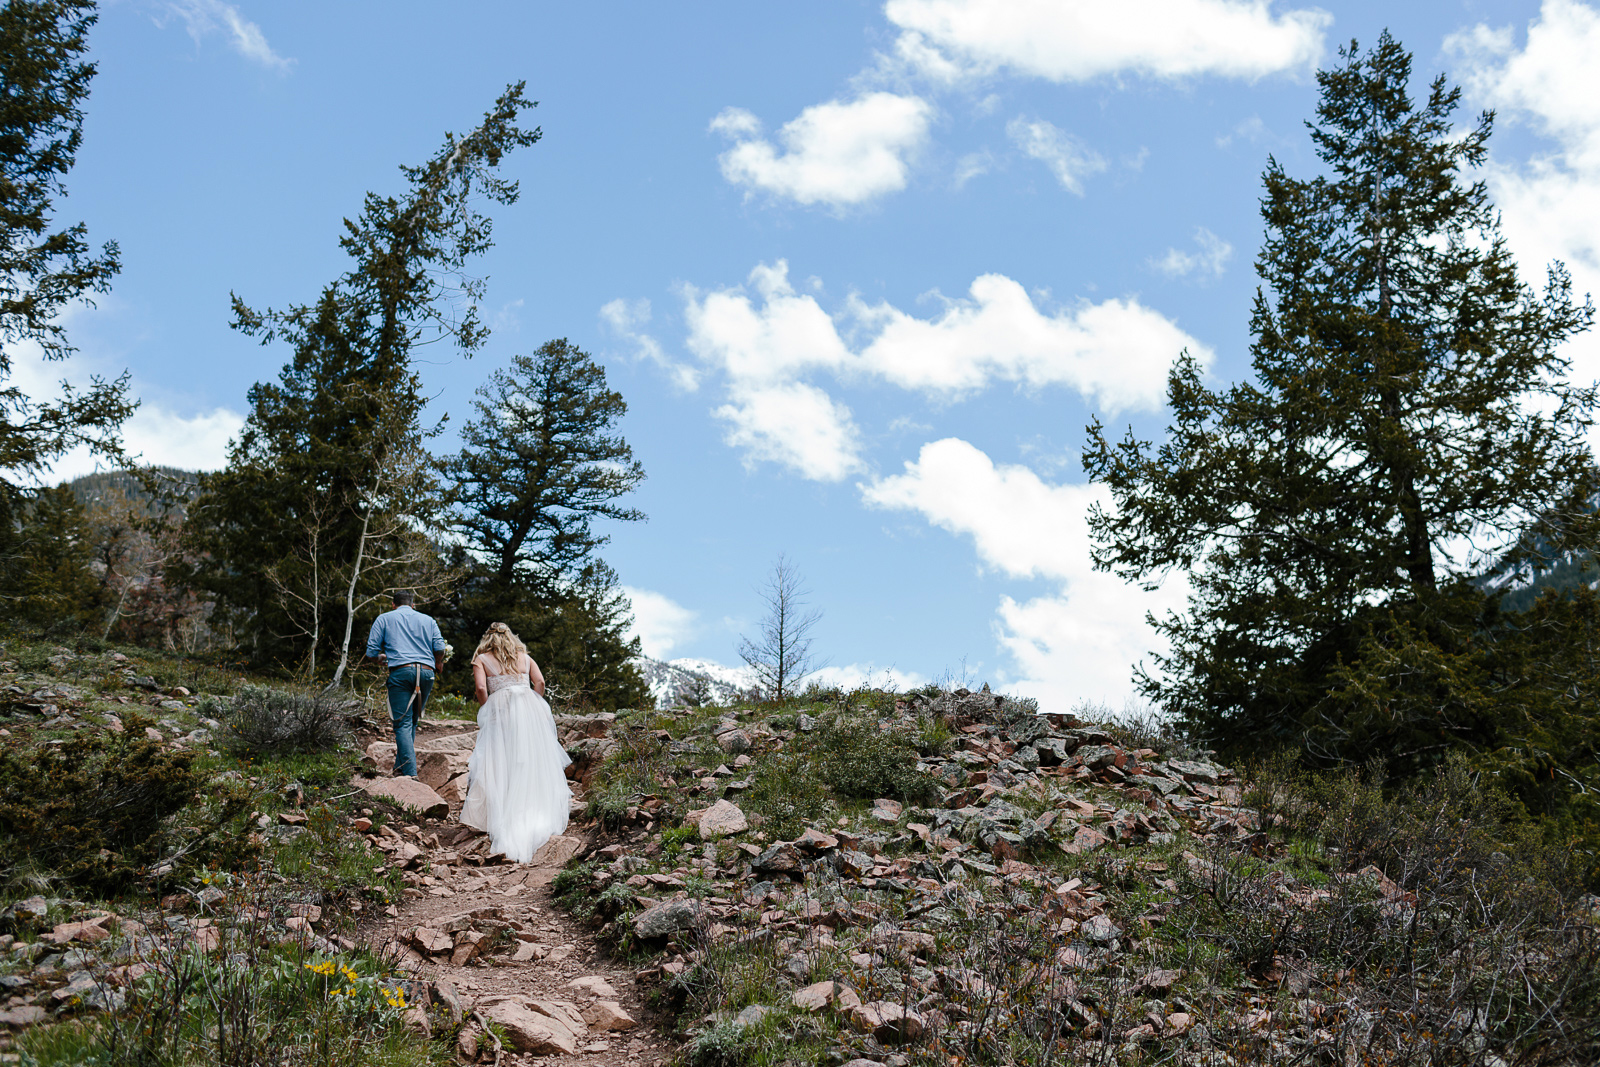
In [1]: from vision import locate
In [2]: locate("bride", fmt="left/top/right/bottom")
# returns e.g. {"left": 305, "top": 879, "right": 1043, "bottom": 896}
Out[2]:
{"left": 459, "top": 622, "right": 571, "bottom": 862}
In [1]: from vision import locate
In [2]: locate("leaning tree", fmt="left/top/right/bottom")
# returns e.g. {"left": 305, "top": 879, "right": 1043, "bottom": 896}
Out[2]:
{"left": 180, "top": 84, "right": 541, "bottom": 675}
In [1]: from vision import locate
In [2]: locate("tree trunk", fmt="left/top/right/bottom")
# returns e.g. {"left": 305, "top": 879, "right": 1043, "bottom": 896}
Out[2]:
{"left": 327, "top": 500, "right": 373, "bottom": 690}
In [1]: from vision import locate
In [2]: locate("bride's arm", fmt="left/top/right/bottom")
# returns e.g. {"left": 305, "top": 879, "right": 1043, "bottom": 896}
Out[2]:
{"left": 472, "top": 656, "right": 489, "bottom": 706}
{"left": 527, "top": 655, "right": 546, "bottom": 698}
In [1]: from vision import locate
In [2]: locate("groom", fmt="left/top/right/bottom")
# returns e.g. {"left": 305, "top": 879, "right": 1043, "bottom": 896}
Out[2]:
{"left": 364, "top": 590, "right": 448, "bottom": 778}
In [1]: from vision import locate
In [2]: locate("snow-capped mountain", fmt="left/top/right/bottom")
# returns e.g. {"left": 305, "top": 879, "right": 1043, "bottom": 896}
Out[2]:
{"left": 630, "top": 655, "right": 755, "bottom": 709}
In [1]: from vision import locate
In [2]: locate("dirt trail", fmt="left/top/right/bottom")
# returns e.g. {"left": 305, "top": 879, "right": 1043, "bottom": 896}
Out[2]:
{"left": 354, "top": 718, "right": 666, "bottom": 1066}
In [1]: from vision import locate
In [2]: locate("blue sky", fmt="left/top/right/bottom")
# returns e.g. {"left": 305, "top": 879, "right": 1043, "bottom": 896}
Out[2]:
{"left": 22, "top": 0, "right": 1600, "bottom": 710}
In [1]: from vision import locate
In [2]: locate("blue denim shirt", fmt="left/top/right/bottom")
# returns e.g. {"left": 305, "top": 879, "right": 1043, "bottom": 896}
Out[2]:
{"left": 365, "top": 606, "right": 447, "bottom": 666}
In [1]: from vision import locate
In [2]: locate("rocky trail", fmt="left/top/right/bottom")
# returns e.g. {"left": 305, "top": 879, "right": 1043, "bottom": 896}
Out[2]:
{"left": 351, "top": 714, "right": 670, "bottom": 1066}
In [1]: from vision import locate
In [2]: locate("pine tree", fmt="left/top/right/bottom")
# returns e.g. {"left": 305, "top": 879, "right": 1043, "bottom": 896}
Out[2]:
{"left": 179, "top": 85, "right": 540, "bottom": 673}
{"left": 11, "top": 483, "right": 101, "bottom": 630}
{"left": 439, "top": 339, "right": 648, "bottom": 710}
{"left": 1084, "top": 34, "right": 1597, "bottom": 779}
{"left": 0, "top": 0, "right": 130, "bottom": 565}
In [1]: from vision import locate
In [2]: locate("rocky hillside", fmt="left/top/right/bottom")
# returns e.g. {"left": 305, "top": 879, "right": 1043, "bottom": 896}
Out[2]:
{"left": 551, "top": 685, "right": 1600, "bottom": 1067}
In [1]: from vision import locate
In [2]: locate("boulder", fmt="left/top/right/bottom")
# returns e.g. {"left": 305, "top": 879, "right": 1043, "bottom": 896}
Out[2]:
{"left": 567, "top": 976, "right": 619, "bottom": 999}
{"left": 417, "top": 749, "right": 471, "bottom": 790}
{"left": 581, "top": 1000, "right": 637, "bottom": 1032}
{"left": 1070, "top": 825, "right": 1109, "bottom": 853}
{"left": 1081, "top": 914, "right": 1120, "bottom": 945}
{"left": 698, "top": 799, "right": 748, "bottom": 838}
{"left": 751, "top": 842, "right": 804, "bottom": 875}
{"left": 532, "top": 835, "right": 584, "bottom": 867}
{"left": 478, "top": 999, "right": 579, "bottom": 1056}
{"left": 870, "top": 798, "right": 903, "bottom": 823}
{"left": 1076, "top": 745, "right": 1121, "bottom": 771}
{"left": 794, "top": 827, "right": 839, "bottom": 852}
{"left": 1133, "top": 968, "right": 1181, "bottom": 995}
{"left": 418, "top": 732, "right": 478, "bottom": 752}
{"left": 715, "top": 729, "right": 752, "bottom": 754}
{"left": 528, "top": 1000, "right": 588, "bottom": 1036}
{"left": 437, "top": 773, "right": 469, "bottom": 805}
{"left": 431, "top": 979, "right": 465, "bottom": 1025}
{"left": 791, "top": 980, "right": 844, "bottom": 1012}
{"left": 849, "top": 1001, "right": 924, "bottom": 1044}
{"left": 354, "top": 776, "right": 448, "bottom": 818}
{"left": 1165, "top": 758, "right": 1221, "bottom": 784}
{"left": 633, "top": 899, "right": 705, "bottom": 939}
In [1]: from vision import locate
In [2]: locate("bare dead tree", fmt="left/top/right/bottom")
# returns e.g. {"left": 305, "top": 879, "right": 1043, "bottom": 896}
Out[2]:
{"left": 737, "top": 554, "right": 823, "bottom": 700}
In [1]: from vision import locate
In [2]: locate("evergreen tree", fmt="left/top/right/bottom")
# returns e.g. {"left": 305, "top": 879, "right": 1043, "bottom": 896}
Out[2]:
{"left": 179, "top": 85, "right": 540, "bottom": 673}
{"left": 439, "top": 339, "right": 648, "bottom": 710}
{"left": 11, "top": 482, "right": 100, "bottom": 630}
{"left": 0, "top": 0, "right": 130, "bottom": 568}
{"left": 1084, "top": 34, "right": 1597, "bottom": 780}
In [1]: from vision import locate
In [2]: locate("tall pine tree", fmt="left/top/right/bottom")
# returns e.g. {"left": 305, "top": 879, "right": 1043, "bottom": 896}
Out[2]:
{"left": 180, "top": 85, "right": 540, "bottom": 673}
{"left": 439, "top": 339, "right": 648, "bottom": 710}
{"left": 0, "top": 0, "right": 130, "bottom": 593}
{"left": 1085, "top": 34, "right": 1597, "bottom": 782}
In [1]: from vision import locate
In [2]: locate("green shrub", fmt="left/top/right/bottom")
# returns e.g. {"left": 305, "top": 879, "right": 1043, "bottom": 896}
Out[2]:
{"left": 740, "top": 753, "right": 834, "bottom": 841}
{"left": 585, "top": 729, "right": 668, "bottom": 830}
{"left": 810, "top": 719, "right": 940, "bottom": 805}
{"left": 0, "top": 713, "right": 252, "bottom": 895}
{"left": 206, "top": 685, "right": 355, "bottom": 757}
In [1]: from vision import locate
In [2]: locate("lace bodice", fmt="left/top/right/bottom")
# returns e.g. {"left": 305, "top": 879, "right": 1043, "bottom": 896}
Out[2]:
{"left": 485, "top": 671, "right": 530, "bottom": 695}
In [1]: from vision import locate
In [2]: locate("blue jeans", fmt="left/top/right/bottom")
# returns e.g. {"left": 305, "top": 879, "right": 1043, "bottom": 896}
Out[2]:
{"left": 386, "top": 665, "right": 435, "bottom": 776}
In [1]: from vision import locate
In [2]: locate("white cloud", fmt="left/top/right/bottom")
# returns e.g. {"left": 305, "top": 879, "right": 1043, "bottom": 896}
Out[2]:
{"left": 683, "top": 262, "right": 861, "bottom": 480}
{"left": 953, "top": 150, "right": 993, "bottom": 188}
{"left": 715, "top": 380, "right": 865, "bottom": 481}
{"left": 1216, "top": 115, "right": 1268, "bottom": 148}
{"left": 681, "top": 261, "right": 1207, "bottom": 478}
{"left": 850, "top": 274, "right": 1209, "bottom": 412}
{"left": 622, "top": 586, "right": 697, "bottom": 659}
{"left": 810, "top": 663, "right": 930, "bottom": 691}
{"left": 1006, "top": 117, "right": 1106, "bottom": 194}
{"left": 6, "top": 340, "right": 242, "bottom": 483}
{"left": 862, "top": 437, "right": 1187, "bottom": 709}
{"left": 600, "top": 298, "right": 698, "bottom": 391}
{"left": 1450, "top": 0, "right": 1600, "bottom": 387}
{"left": 711, "top": 92, "right": 933, "bottom": 208}
{"left": 885, "top": 0, "right": 1328, "bottom": 84}
{"left": 1151, "top": 227, "right": 1234, "bottom": 281}
{"left": 163, "top": 0, "right": 293, "bottom": 72}
{"left": 39, "top": 404, "right": 242, "bottom": 482}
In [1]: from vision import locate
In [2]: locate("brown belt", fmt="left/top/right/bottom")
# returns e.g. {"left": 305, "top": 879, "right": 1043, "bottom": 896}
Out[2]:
{"left": 391, "top": 663, "right": 431, "bottom": 718}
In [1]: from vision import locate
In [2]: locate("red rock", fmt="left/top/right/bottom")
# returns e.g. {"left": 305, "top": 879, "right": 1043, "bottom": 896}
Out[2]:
{"left": 794, "top": 827, "right": 839, "bottom": 851}
{"left": 354, "top": 776, "right": 448, "bottom": 818}
{"left": 1070, "top": 825, "right": 1109, "bottom": 853}
{"left": 849, "top": 1001, "right": 923, "bottom": 1044}
{"left": 698, "top": 799, "right": 749, "bottom": 838}
{"left": 791, "top": 980, "right": 841, "bottom": 1011}
{"left": 532, "top": 835, "right": 584, "bottom": 866}
{"left": 581, "top": 1000, "right": 636, "bottom": 1032}
{"left": 479, "top": 999, "right": 579, "bottom": 1056}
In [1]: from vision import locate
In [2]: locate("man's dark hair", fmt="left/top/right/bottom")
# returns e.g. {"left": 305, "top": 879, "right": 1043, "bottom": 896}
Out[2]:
{"left": 392, "top": 590, "right": 416, "bottom": 606}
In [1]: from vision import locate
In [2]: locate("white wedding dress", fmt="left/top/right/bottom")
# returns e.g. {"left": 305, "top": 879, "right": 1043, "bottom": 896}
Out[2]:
{"left": 459, "top": 663, "right": 571, "bottom": 862}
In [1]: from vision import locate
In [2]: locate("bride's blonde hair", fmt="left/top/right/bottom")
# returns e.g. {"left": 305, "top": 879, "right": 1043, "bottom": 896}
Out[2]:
{"left": 475, "top": 622, "right": 526, "bottom": 667}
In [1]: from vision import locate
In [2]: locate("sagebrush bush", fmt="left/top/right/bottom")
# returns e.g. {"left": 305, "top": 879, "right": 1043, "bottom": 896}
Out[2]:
{"left": 208, "top": 685, "right": 355, "bottom": 757}
{"left": 740, "top": 752, "right": 835, "bottom": 840}
{"left": 0, "top": 713, "right": 252, "bottom": 894}
{"left": 810, "top": 718, "right": 940, "bottom": 805}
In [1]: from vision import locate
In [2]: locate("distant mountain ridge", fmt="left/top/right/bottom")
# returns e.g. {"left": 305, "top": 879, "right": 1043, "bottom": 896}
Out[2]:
{"left": 629, "top": 654, "right": 754, "bottom": 709}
